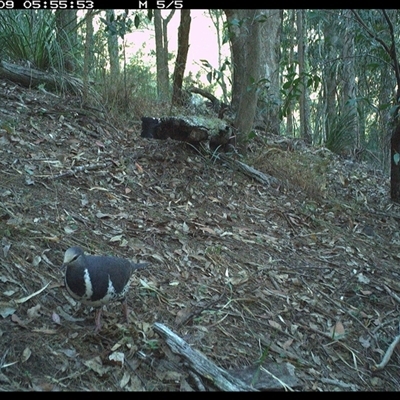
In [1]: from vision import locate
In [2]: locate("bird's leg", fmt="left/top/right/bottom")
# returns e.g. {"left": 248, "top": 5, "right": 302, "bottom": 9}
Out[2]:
{"left": 94, "top": 308, "right": 103, "bottom": 332}
{"left": 122, "top": 299, "right": 130, "bottom": 323}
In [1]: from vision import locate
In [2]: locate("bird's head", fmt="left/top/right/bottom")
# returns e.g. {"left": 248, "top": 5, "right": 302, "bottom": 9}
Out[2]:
{"left": 62, "top": 246, "right": 85, "bottom": 268}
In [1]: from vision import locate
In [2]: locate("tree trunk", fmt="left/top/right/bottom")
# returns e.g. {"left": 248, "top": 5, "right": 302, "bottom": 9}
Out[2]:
{"left": 296, "top": 9, "right": 311, "bottom": 143}
{"left": 285, "top": 10, "right": 296, "bottom": 137}
{"left": 323, "top": 11, "right": 338, "bottom": 145}
{"left": 55, "top": 10, "right": 77, "bottom": 72}
{"left": 106, "top": 10, "right": 120, "bottom": 79}
{"left": 257, "top": 9, "right": 282, "bottom": 136}
{"left": 224, "top": 9, "right": 261, "bottom": 141}
{"left": 341, "top": 9, "right": 358, "bottom": 151}
{"left": 154, "top": 10, "right": 175, "bottom": 101}
{"left": 208, "top": 10, "right": 229, "bottom": 104}
{"left": 172, "top": 10, "right": 191, "bottom": 106}
{"left": 82, "top": 10, "right": 95, "bottom": 103}
{"left": 391, "top": 123, "right": 400, "bottom": 200}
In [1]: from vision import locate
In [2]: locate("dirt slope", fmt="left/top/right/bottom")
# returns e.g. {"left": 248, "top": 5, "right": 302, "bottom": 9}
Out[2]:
{"left": 0, "top": 80, "right": 399, "bottom": 391}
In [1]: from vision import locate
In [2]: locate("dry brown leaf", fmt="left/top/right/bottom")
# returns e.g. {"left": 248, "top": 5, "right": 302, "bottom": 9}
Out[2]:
{"left": 21, "top": 347, "right": 31, "bottom": 363}
{"left": 269, "top": 320, "right": 282, "bottom": 330}
{"left": 109, "top": 234, "right": 123, "bottom": 242}
{"left": 83, "top": 357, "right": 108, "bottom": 376}
{"left": 27, "top": 304, "right": 41, "bottom": 319}
{"left": 120, "top": 371, "right": 131, "bottom": 388}
{"left": 31, "top": 328, "right": 58, "bottom": 334}
{"left": 0, "top": 302, "right": 17, "bottom": 318}
{"left": 174, "top": 307, "right": 192, "bottom": 325}
{"left": 109, "top": 352, "right": 124, "bottom": 366}
{"left": 135, "top": 162, "right": 144, "bottom": 173}
{"left": 15, "top": 282, "right": 50, "bottom": 304}
{"left": 11, "top": 314, "right": 27, "bottom": 328}
{"left": 52, "top": 312, "right": 61, "bottom": 325}
{"left": 329, "top": 321, "right": 346, "bottom": 339}
{"left": 282, "top": 338, "right": 294, "bottom": 350}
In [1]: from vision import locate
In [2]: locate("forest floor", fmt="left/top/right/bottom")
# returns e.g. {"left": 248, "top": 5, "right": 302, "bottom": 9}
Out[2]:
{"left": 0, "top": 80, "right": 399, "bottom": 391}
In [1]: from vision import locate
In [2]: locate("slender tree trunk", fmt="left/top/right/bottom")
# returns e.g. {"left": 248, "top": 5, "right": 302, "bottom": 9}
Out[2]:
{"left": 172, "top": 10, "right": 191, "bottom": 106}
{"left": 296, "top": 9, "right": 311, "bottom": 143}
{"left": 285, "top": 10, "right": 296, "bottom": 137}
{"left": 154, "top": 10, "right": 175, "bottom": 101}
{"left": 341, "top": 9, "right": 358, "bottom": 151}
{"left": 323, "top": 12, "right": 338, "bottom": 144}
{"left": 106, "top": 10, "right": 120, "bottom": 79}
{"left": 82, "top": 10, "right": 94, "bottom": 103}
{"left": 209, "top": 10, "right": 229, "bottom": 103}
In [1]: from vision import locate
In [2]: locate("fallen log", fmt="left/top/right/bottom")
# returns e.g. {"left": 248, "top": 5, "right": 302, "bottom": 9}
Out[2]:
{"left": 0, "top": 59, "right": 84, "bottom": 95}
{"left": 141, "top": 115, "right": 234, "bottom": 151}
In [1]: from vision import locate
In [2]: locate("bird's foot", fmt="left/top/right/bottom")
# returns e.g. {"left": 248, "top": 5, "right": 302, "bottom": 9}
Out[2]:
{"left": 94, "top": 308, "right": 102, "bottom": 332}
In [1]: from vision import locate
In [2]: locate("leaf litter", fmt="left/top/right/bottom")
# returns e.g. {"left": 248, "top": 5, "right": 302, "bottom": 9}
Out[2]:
{"left": 0, "top": 80, "right": 399, "bottom": 390}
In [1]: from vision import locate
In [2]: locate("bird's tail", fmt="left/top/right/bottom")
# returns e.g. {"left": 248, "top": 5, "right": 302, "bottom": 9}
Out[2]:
{"left": 132, "top": 262, "right": 150, "bottom": 271}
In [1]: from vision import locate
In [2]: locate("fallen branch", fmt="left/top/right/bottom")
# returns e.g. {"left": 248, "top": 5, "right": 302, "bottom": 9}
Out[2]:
{"left": 383, "top": 284, "right": 400, "bottom": 304}
{"left": 45, "top": 162, "right": 112, "bottom": 180}
{"left": 153, "top": 322, "right": 256, "bottom": 391}
{"left": 217, "top": 154, "right": 282, "bottom": 189}
{"left": 373, "top": 333, "right": 400, "bottom": 370}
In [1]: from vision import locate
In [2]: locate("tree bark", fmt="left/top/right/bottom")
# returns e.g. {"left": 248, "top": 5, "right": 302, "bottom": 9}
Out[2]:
{"left": 323, "top": 11, "right": 338, "bottom": 146}
{"left": 391, "top": 123, "right": 400, "bottom": 200}
{"left": 105, "top": 10, "right": 120, "bottom": 79}
{"left": 341, "top": 9, "right": 358, "bottom": 150}
{"left": 285, "top": 10, "right": 296, "bottom": 137}
{"left": 224, "top": 9, "right": 261, "bottom": 141}
{"left": 257, "top": 10, "right": 282, "bottom": 135}
{"left": 172, "top": 10, "right": 191, "bottom": 106}
{"left": 154, "top": 10, "right": 175, "bottom": 101}
{"left": 55, "top": 10, "right": 77, "bottom": 72}
{"left": 82, "top": 10, "right": 95, "bottom": 103}
{"left": 224, "top": 10, "right": 281, "bottom": 139}
{"left": 297, "top": 9, "right": 312, "bottom": 143}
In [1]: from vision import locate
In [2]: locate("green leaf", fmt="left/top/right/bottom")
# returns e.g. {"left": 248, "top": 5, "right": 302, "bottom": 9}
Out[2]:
{"left": 134, "top": 14, "right": 140, "bottom": 28}
{"left": 248, "top": 131, "right": 257, "bottom": 140}
{"left": 200, "top": 59, "right": 212, "bottom": 68}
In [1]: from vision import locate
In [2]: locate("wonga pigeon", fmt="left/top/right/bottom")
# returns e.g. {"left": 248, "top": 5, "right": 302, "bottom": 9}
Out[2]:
{"left": 62, "top": 246, "right": 149, "bottom": 332}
